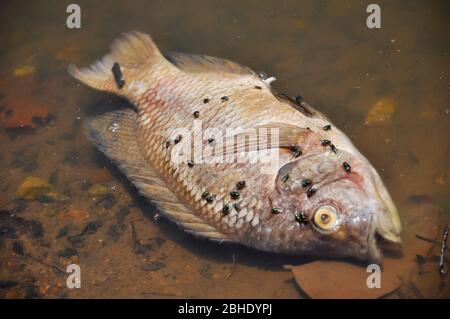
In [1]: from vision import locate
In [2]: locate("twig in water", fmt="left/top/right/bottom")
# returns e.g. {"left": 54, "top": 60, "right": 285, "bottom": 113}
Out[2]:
{"left": 2, "top": 255, "right": 65, "bottom": 274}
{"left": 26, "top": 254, "right": 66, "bottom": 274}
{"left": 226, "top": 253, "right": 236, "bottom": 280}
{"left": 415, "top": 234, "right": 450, "bottom": 252}
{"left": 440, "top": 224, "right": 449, "bottom": 276}
{"left": 408, "top": 281, "right": 425, "bottom": 299}
{"left": 130, "top": 221, "right": 150, "bottom": 254}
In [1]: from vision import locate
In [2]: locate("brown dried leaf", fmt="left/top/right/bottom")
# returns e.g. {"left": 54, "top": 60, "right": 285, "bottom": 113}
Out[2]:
{"left": 365, "top": 97, "right": 396, "bottom": 126}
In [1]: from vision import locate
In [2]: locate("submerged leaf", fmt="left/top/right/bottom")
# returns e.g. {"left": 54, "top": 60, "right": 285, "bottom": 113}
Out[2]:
{"left": 16, "top": 176, "right": 53, "bottom": 200}
{"left": 63, "top": 208, "right": 90, "bottom": 223}
{"left": 365, "top": 97, "right": 396, "bottom": 126}
{"left": 434, "top": 170, "right": 450, "bottom": 186}
{"left": 285, "top": 261, "right": 400, "bottom": 299}
{"left": 13, "top": 65, "right": 35, "bottom": 77}
{"left": 88, "top": 184, "right": 109, "bottom": 197}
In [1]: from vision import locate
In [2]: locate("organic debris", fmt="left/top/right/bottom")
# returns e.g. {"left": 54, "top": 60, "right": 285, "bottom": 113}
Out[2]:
{"left": 409, "top": 194, "right": 434, "bottom": 205}
{"left": 55, "top": 45, "right": 80, "bottom": 61}
{"left": 0, "top": 210, "right": 44, "bottom": 239}
{"left": 63, "top": 208, "right": 90, "bottom": 223}
{"left": 141, "top": 262, "right": 166, "bottom": 272}
{"left": 88, "top": 184, "right": 109, "bottom": 197}
{"left": 0, "top": 75, "right": 52, "bottom": 129}
{"left": 3, "top": 98, "right": 50, "bottom": 129}
{"left": 16, "top": 176, "right": 54, "bottom": 200}
{"left": 416, "top": 234, "right": 450, "bottom": 252}
{"left": 130, "top": 222, "right": 165, "bottom": 255}
{"left": 364, "top": 97, "right": 396, "bottom": 126}
{"left": 440, "top": 225, "right": 449, "bottom": 276}
{"left": 420, "top": 109, "right": 438, "bottom": 120}
{"left": 12, "top": 65, "right": 35, "bottom": 77}
{"left": 434, "top": 170, "right": 450, "bottom": 186}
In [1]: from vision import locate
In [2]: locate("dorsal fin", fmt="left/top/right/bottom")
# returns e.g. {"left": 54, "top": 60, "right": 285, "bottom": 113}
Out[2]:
{"left": 164, "top": 51, "right": 256, "bottom": 76}
{"left": 83, "top": 109, "right": 231, "bottom": 242}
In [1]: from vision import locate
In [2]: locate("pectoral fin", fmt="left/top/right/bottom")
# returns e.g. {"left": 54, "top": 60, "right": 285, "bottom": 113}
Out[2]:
{"left": 202, "top": 122, "right": 310, "bottom": 161}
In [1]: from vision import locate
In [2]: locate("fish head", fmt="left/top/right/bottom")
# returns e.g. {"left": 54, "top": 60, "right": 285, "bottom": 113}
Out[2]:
{"left": 275, "top": 150, "right": 402, "bottom": 263}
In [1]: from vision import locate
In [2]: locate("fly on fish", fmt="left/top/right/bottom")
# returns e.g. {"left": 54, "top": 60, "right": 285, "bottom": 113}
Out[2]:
{"left": 68, "top": 31, "right": 402, "bottom": 262}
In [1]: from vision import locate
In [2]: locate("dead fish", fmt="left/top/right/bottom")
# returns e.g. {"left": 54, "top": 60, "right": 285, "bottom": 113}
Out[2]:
{"left": 68, "top": 31, "right": 401, "bottom": 262}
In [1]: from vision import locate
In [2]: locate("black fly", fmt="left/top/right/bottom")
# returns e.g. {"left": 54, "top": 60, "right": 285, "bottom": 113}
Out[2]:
{"left": 271, "top": 208, "right": 282, "bottom": 214}
{"left": 230, "top": 191, "right": 240, "bottom": 200}
{"left": 222, "top": 204, "right": 230, "bottom": 216}
{"left": 289, "top": 145, "right": 302, "bottom": 158}
{"left": 236, "top": 181, "right": 246, "bottom": 190}
{"left": 205, "top": 195, "right": 215, "bottom": 203}
{"left": 343, "top": 162, "right": 351, "bottom": 173}
{"left": 301, "top": 179, "right": 312, "bottom": 188}
{"left": 321, "top": 139, "right": 331, "bottom": 147}
{"left": 330, "top": 144, "right": 338, "bottom": 154}
{"left": 306, "top": 186, "right": 316, "bottom": 198}
{"left": 174, "top": 135, "right": 182, "bottom": 144}
{"left": 111, "top": 62, "right": 125, "bottom": 89}
{"left": 202, "top": 191, "right": 210, "bottom": 199}
{"left": 295, "top": 211, "right": 308, "bottom": 224}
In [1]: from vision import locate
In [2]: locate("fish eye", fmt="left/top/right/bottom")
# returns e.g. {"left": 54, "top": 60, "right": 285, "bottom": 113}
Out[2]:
{"left": 313, "top": 205, "right": 339, "bottom": 232}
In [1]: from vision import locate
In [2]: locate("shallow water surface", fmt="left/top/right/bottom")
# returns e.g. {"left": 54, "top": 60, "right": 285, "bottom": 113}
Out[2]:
{"left": 0, "top": 0, "right": 449, "bottom": 298}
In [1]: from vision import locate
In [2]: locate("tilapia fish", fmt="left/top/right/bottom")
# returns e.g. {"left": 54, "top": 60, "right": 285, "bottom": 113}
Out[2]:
{"left": 69, "top": 31, "right": 401, "bottom": 262}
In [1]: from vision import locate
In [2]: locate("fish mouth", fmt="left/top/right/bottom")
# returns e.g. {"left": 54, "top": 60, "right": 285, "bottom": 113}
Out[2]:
{"left": 365, "top": 168, "right": 402, "bottom": 263}
{"left": 367, "top": 210, "right": 403, "bottom": 263}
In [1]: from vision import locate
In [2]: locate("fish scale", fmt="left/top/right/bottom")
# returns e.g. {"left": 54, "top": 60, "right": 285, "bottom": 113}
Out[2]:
{"left": 69, "top": 31, "right": 402, "bottom": 262}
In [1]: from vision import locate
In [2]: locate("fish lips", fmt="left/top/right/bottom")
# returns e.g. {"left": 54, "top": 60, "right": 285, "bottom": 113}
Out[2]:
{"left": 366, "top": 212, "right": 403, "bottom": 264}
{"left": 366, "top": 168, "right": 402, "bottom": 263}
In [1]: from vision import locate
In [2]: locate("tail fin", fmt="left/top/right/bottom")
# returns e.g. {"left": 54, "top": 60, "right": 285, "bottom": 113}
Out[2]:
{"left": 68, "top": 31, "right": 166, "bottom": 95}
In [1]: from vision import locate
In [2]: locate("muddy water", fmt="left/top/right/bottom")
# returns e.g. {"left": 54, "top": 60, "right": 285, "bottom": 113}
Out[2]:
{"left": 0, "top": 0, "right": 449, "bottom": 298}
